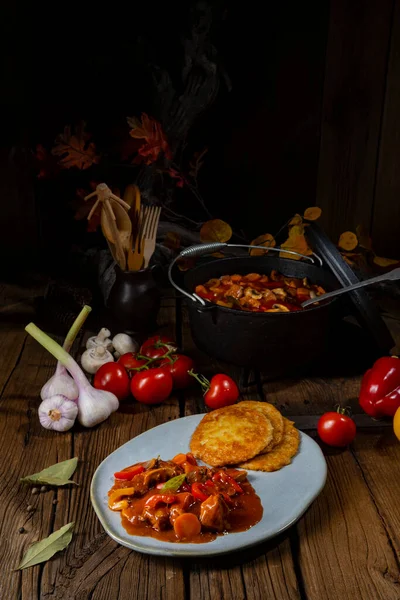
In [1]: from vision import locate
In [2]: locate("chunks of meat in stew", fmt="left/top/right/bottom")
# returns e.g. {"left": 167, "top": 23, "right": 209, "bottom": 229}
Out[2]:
{"left": 108, "top": 454, "right": 263, "bottom": 543}
{"left": 195, "top": 271, "right": 326, "bottom": 313}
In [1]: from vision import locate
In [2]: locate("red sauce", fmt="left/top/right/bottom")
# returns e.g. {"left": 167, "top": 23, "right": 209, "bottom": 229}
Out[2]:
{"left": 108, "top": 457, "right": 263, "bottom": 544}
{"left": 119, "top": 482, "right": 263, "bottom": 544}
{"left": 195, "top": 271, "right": 326, "bottom": 313}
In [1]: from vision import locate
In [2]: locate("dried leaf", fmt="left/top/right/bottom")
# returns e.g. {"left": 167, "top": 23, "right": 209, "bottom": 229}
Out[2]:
{"left": 373, "top": 256, "right": 400, "bottom": 267}
{"left": 160, "top": 474, "right": 186, "bottom": 492}
{"left": 338, "top": 231, "right": 358, "bottom": 251}
{"left": 200, "top": 219, "right": 232, "bottom": 243}
{"left": 164, "top": 232, "right": 181, "bottom": 250}
{"left": 52, "top": 124, "right": 100, "bottom": 170}
{"left": 288, "top": 224, "right": 305, "bottom": 237}
{"left": 21, "top": 458, "right": 78, "bottom": 487}
{"left": 279, "top": 234, "right": 313, "bottom": 260}
{"left": 342, "top": 255, "right": 355, "bottom": 267}
{"left": 303, "top": 207, "right": 322, "bottom": 221}
{"left": 356, "top": 224, "right": 372, "bottom": 250}
{"left": 288, "top": 214, "right": 303, "bottom": 228}
{"left": 250, "top": 234, "right": 276, "bottom": 256}
{"left": 127, "top": 113, "right": 171, "bottom": 165}
{"left": 17, "top": 522, "right": 74, "bottom": 570}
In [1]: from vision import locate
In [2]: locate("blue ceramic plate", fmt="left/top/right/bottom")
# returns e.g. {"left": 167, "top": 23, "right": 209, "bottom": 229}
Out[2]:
{"left": 90, "top": 414, "right": 327, "bottom": 557}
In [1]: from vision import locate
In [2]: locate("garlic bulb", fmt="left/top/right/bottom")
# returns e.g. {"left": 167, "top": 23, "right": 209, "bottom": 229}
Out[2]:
{"left": 86, "top": 328, "right": 113, "bottom": 352}
{"left": 38, "top": 395, "right": 78, "bottom": 432}
{"left": 81, "top": 346, "right": 114, "bottom": 374}
{"left": 112, "top": 333, "right": 139, "bottom": 356}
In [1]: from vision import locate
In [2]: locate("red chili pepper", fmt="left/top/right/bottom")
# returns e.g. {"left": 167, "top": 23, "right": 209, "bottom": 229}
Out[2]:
{"left": 144, "top": 494, "right": 177, "bottom": 508}
{"left": 212, "top": 471, "right": 244, "bottom": 494}
{"left": 190, "top": 482, "right": 209, "bottom": 502}
{"left": 114, "top": 465, "right": 145, "bottom": 480}
{"left": 359, "top": 356, "right": 400, "bottom": 418}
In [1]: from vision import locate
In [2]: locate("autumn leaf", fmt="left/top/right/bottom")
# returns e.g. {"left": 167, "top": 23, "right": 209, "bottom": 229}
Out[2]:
{"left": 164, "top": 232, "right": 181, "bottom": 250}
{"left": 356, "top": 224, "right": 372, "bottom": 251}
{"left": 338, "top": 231, "right": 358, "bottom": 251}
{"left": 200, "top": 219, "right": 232, "bottom": 243}
{"left": 52, "top": 124, "right": 100, "bottom": 170}
{"left": 279, "top": 234, "right": 313, "bottom": 260}
{"left": 373, "top": 256, "right": 400, "bottom": 268}
{"left": 249, "top": 234, "right": 276, "bottom": 256}
{"left": 303, "top": 207, "right": 322, "bottom": 221}
{"left": 288, "top": 214, "right": 303, "bottom": 228}
{"left": 127, "top": 113, "right": 172, "bottom": 165}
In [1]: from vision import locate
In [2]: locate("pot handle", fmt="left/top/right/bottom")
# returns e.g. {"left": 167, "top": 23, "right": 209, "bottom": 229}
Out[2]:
{"left": 168, "top": 243, "right": 323, "bottom": 305}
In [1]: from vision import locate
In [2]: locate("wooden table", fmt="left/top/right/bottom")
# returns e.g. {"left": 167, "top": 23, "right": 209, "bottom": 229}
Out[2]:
{"left": 2, "top": 288, "right": 400, "bottom": 600}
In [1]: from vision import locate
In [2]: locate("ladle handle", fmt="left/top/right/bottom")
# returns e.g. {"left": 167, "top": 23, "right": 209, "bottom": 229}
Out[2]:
{"left": 301, "top": 268, "right": 400, "bottom": 308}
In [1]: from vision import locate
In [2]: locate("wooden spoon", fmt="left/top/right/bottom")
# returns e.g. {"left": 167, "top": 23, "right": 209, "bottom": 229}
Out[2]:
{"left": 101, "top": 200, "right": 131, "bottom": 270}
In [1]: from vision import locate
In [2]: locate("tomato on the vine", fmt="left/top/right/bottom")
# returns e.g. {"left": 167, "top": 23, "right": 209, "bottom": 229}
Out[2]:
{"left": 141, "top": 345, "right": 172, "bottom": 360}
{"left": 118, "top": 352, "right": 148, "bottom": 372}
{"left": 317, "top": 410, "right": 356, "bottom": 447}
{"left": 130, "top": 368, "right": 173, "bottom": 404}
{"left": 94, "top": 362, "right": 131, "bottom": 400}
{"left": 140, "top": 335, "right": 176, "bottom": 353}
{"left": 159, "top": 354, "right": 194, "bottom": 389}
{"left": 203, "top": 374, "right": 239, "bottom": 409}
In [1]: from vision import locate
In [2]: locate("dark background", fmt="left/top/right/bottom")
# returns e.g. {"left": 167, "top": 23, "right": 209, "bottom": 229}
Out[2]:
{"left": 1, "top": 0, "right": 400, "bottom": 275}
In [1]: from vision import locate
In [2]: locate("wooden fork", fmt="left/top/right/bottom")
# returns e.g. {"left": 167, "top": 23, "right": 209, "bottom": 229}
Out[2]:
{"left": 142, "top": 206, "right": 161, "bottom": 268}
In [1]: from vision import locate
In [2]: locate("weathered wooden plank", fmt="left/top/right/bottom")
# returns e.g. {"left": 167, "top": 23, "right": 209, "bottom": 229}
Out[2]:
{"left": 181, "top": 303, "right": 300, "bottom": 600}
{"left": 351, "top": 429, "right": 400, "bottom": 558}
{"left": 297, "top": 449, "right": 400, "bottom": 599}
{"left": 0, "top": 334, "right": 72, "bottom": 600}
{"left": 262, "top": 375, "right": 361, "bottom": 418}
{"left": 372, "top": 0, "right": 400, "bottom": 258}
{"left": 40, "top": 301, "right": 185, "bottom": 600}
{"left": 0, "top": 329, "right": 26, "bottom": 397}
{"left": 316, "top": 0, "right": 393, "bottom": 240}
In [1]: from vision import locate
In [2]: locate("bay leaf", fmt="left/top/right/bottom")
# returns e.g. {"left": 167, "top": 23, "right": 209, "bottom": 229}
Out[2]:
{"left": 20, "top": 457, "right": 78, "bottom": 486}
{"left": 17, "top": 522, "right": 74, "bottom": 570}
{"left": 160, "top": 473, "right": 186, "bottom": 492}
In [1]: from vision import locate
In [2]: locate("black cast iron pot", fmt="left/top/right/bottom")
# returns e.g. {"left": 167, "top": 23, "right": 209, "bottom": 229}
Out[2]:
{"left": 169, "top": 243, "right": 340, "bottom": 378}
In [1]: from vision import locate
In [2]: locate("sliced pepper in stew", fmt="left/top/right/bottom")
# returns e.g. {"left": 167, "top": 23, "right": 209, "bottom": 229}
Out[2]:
{"left": 195, "top": 271, "right": 326, "bottom": 313}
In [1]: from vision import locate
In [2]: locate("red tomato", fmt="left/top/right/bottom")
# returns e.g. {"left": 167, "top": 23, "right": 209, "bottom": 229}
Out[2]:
{"left": 141, "top": 345, "right": 172, "bottom": 360}
{"left": 204, "top": 374, "right": 239, "bottom": 409}
{"left": 130, "top": 368, "right": 173, "bottom": 404}
{"left": 118, "top": 352, "right": 148, "bottom": 372}
{"left": 94, "top": 362, "right": 131, "bottom": 400}
{"left": 159, "top": 354, "right": 194, "bottom": 389}
{"left": 140, "top": 335, "right": 176, "bottom": 353}
{"left": 317, "top": 411, "right": 356, "bottom": 447}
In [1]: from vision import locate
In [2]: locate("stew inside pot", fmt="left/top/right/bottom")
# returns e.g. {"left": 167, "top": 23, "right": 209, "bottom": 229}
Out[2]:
{"left": 195, "top": 270, "right": 326, "bottom": 312}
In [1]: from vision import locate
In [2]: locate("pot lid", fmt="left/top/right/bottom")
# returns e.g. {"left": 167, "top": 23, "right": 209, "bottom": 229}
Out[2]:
{"left": 306, "top": 222, "right": 394, "bottom": 353}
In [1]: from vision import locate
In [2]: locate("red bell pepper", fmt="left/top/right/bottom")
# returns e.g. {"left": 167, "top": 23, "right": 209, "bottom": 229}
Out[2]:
{"left": 144, "top": 494, "right": 177, "bottom": 508}
{"left": 359, "top": 356, "right": 400, "bottom": 418}
{"left": 190, "top": 482, "right": 209, "bottom": 502}
{"left": 114, "top": 465, "right": 145, "bottom": 480}
{"left": 212, "top": 471, "right": 244, "bottom": 494}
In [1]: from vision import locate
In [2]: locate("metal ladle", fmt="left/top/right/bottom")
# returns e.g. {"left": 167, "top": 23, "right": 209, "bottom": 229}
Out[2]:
{"left": 301, "top": 268, "right": 400, "bottom": 308}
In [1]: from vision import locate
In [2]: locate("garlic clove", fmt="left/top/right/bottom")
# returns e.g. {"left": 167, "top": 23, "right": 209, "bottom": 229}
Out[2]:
{"left": 112, "top": 333, "right": 139, "bottom": 356}
{"left": 77, "top": 388, "right": 119, "bottom": 428}
{"left": 40, "top": 368, "right": 78, "bottom": 402}
{"left": 81, "top": 346, "right": 114, "bottom": 375}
